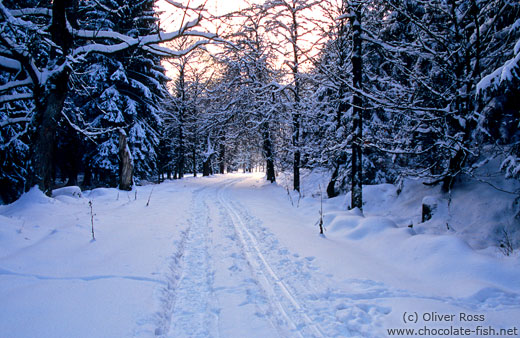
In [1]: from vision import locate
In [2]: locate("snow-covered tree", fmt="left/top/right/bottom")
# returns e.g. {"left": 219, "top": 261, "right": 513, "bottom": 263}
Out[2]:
{"left": 0, "top": 0, "right": 216, "bottom": 198}
{"left": 477, "top": 34, "right": 520, "bottom": 181}
{"left": 161, "top": 41, "right": 209, "bottom": 179}
{"left": 264, "top": 0, "right": 323, "bottom": 192}
{"left": 222, "top": 3, "right": 284, "bottom": 182}
{"left": 67, "top": 0, "right": 170, "bottom": 187}
{"left": 378, "top": 0, "right": 520, "bottom": 191}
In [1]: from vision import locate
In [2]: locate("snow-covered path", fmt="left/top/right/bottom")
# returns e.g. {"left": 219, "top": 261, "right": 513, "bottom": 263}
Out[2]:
{"left": 151, "top": 174, "right": 520, "bottom": 337}
{"left": 156, "top": 179, "right": 327, "bottom": 337}
{"left": 1, "top": 173, "right": 519, "bottom": 338}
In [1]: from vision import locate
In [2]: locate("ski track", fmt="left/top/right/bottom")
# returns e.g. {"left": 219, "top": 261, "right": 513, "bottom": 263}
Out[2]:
{"left": 154, "top": 178, "right": 395, "bottom": 337}
{"left": 217, "top": 180, "right": 390, "bottom": 338}
{"left": 155, "top": 186, "right": 220, "bottom": 338}
{"left": 153, "top": 176, "right": 519, "bottom": 338}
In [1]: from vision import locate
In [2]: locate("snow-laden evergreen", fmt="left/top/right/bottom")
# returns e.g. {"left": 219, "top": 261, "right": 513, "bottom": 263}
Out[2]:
{"left": 0, "top": 0, "right": 215, "bottom": 200}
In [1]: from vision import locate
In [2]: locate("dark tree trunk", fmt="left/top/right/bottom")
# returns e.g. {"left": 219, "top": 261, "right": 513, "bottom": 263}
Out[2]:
{"left": 118, "top": 129, "right": 133, "bottom": 191}
{"left": 30, "top": 71, "right": 70, "bottom": 195}
{"left": 176, "top": 165, "right": 184, "bottom": 179}
{"left": 177, "top": 117, "right": 185, "bottom": 179}
{"left": 290, "top": 7, "right": 301, "bottom": 192}
{"left": 219, "top": 142, "right": 226, "bottom": 174}
{"left": 64, "top": 136, "right": 80, "bottom": 187}
{"left": 66, "top": 168, "right": 78, "bottom": 187}
{"left": 350, "top": 2, "right": 363, "bottom": 210}
{"left": 83, "top": 159, "right": 92, "bottom": 187}
{"left": 192, "top": 147, "right": 197, "bottom": 177}
{"left": 28, "top": 0, "right": 74, "bottom": 196}
{"left": 440, "top": 0, "right": 477, "bottom": 193}
{"left": 263, "top": 124, "right": 276, "bottom": 183}
{"left": 442, "top": 148, "right": 466, "bottom": 192}
{"left": 293, "top": 127, "right": 300, "bottom": 192}
{"left": 176, "top": 145, "right": 184, "bottom": 179}
{"left": 203, "top": 157, "right": 211, "bottom": 176}
{"left": 327, "top": 165, "right": 340, "bottom": 198}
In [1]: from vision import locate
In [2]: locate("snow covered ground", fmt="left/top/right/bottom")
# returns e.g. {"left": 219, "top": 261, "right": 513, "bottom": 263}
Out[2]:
{"left": 0, "top": 173, "right": 519, "bottom": 337}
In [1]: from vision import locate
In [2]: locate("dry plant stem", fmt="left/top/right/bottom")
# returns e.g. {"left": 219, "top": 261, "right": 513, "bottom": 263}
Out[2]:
{"left": 146, "top": 186, "right": 155, "bottom": 207}
{"left": 89, "top": 200, "right": 95, "bottom": 241}
{"left": 319, "top": 184, "right": 324, "bottom": 234}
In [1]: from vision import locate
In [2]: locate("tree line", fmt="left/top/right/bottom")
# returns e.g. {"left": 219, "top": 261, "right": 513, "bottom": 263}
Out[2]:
{"left": 1, "top": 0, "right": 519, "bottom": 209}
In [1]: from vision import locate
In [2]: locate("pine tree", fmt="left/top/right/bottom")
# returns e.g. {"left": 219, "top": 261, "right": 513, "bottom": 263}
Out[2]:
{"left": 0, "top": 0, "right": 215, "bottom": 197}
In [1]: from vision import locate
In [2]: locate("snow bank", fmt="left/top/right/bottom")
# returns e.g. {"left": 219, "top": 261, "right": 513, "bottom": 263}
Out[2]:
{"left": 324, "top": 212, "right": 398, "bottom": 239}
{"left": 347, "top": 217, "right": 398, "bottom": 240}
{"left": 6, "top": 186, "right": 54, "bottom": 208}
{"left": 0, "top": 182, "right": 194, "bottom": 338}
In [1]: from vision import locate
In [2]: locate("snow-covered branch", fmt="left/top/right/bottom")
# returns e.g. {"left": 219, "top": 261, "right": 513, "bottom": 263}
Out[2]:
{"left": 0, "top": 78, "right": 33, "bottom": 93}
{"left": 10, "top": 8, "right": 51, "bottom": 17}
{"left": 0, "top": 116, "right": 31, "bottom": 128}
{"left": 0, "top": 92, "right": 33, "bottom": 105}
{"left": 477, "top": 39, "right": 520, "bottom": 95}
{"left": 0, "top": 55, "right": 21, "bottom": 71}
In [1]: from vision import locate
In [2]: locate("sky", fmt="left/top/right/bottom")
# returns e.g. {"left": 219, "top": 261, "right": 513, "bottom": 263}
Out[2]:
{"left": 155, "top": 0, "right": 264, "bottom": 83}
{"left": 156, "top": 0, "right": 260, "bottom": 30}
{"left": 155, "top": 0, "right": 329, "bottom": 83}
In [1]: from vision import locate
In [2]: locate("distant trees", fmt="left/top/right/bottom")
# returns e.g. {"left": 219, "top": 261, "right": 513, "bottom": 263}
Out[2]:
{"left": 2, "top": 0, "right": 518, "bottom": 204}
{"left": 263, "top": 0, "right": 323, "bottom": 191}
{"left": 224, "top": 3, "right": 282, "bottom": 182}
{"left": 156, "top": 0, "right": 519, "bottom": 208}
{"left": 161, "top": 3, "right": 287, "bottom": 182}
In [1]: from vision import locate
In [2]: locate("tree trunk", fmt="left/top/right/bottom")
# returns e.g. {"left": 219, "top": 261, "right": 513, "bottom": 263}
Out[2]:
{"left": 327, "top": 165, "right": 340, "bottom": 198}
{"left": 118, "top": 129, "right": 133, "bottom": 191}
{"left": 177, "top": 133, "right": 184, "bottom": 179}
{"left": 262, "top": 122, "right": 276, "bottom": 183}
{"left": 350, "top": 2, "right": 363, "bottom": 210}
{"left": 192, "top": 147, "right": 197, "bottom": 177}
{"left": 30, "top": 71, "right": 70, "bottom": 195}
{"left": 28, "top": 0, "right": 74, "bottom": 196}
{"left": 66, "top": 169, "right": 78, "bottom": 187}
{"left": 293, "top": 129, "right": 301, "bottom": 192}
{"left": 177, "top": 110, "right": 185, "bottom": 179}
{"left": 291, "top": 6, "right": 301, "bottom": 192}
{"left": 83, "top": 158, "right": 92, "bottom": 187}
{"left": 219, "top": 142, "right": 226, "bottom": 174}
{"left": 203, "top": 158, "right": 211, "bottom": 176}
{"left": 442, "top": 148, "right": 465, "bottom": 192}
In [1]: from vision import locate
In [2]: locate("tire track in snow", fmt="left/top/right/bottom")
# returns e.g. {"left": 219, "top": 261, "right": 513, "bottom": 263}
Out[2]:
{"left": 209, "top": 194, "right": 283, "bottom": 337}
{"left": 156, "top": 177, "right": 393, "bottom": 337}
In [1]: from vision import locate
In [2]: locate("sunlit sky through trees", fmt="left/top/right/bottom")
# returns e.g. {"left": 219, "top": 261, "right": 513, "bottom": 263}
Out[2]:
{"left": 156, "top": 0, "right": 330, "bottom": 86}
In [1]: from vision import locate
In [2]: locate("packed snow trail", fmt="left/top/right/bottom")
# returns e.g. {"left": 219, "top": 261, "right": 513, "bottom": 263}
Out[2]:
{"left": 154, "top": 176, "right": 408, "bottom": 337}
{"left": 153, "top": 174, "right": 520, "bottom": 338}
{"left": 156, "top": 179, "right": 328, "bottom": 337}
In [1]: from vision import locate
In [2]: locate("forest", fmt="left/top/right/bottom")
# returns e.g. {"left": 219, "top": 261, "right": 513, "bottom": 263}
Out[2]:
{"left": 1, "top": 0, "right": 519, "bottom": 207}
{"left": 1, "top": 1, "right": 520, "bottom": 336}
